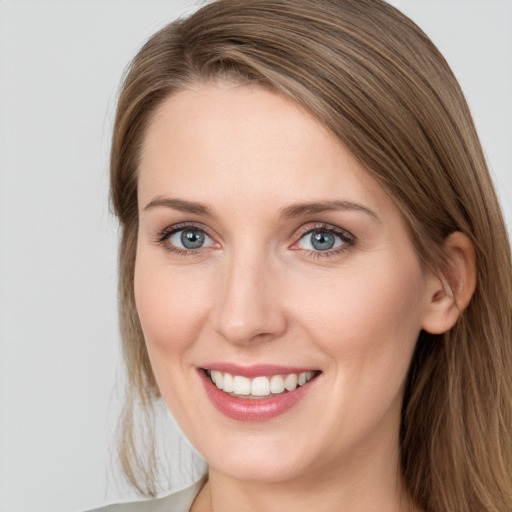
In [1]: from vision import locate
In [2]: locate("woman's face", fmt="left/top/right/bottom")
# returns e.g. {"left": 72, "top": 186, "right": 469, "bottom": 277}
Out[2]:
{"left": 135, "top": 83, "right": 437, "bottom": 485}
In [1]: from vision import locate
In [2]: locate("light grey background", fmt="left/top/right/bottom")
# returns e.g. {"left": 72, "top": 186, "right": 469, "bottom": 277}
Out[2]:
{"left": 0, "top": 1, "right": 510, "bottom": 511}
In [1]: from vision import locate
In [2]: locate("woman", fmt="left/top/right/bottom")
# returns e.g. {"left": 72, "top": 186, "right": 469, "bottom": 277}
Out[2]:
{"left": 95, "top": 0, "right": 512, "bottom": 510}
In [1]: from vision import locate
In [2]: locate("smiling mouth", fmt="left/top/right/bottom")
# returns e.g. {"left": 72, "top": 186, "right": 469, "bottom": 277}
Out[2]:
{"left": 204, "top": 369, "right": 319, "bottom": 399}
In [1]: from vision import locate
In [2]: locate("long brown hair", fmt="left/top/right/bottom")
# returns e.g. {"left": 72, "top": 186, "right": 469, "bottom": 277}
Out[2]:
{"left": 110, "top": 0, "right": 512, "bottom": 509}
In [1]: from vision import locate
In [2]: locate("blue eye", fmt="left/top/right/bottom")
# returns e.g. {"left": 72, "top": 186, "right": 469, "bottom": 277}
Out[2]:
{"left": 168, "top": 228, "right": 213, "bottom": 250}
{"left": 297, "top": 228, "right": 347, "bottom": 252}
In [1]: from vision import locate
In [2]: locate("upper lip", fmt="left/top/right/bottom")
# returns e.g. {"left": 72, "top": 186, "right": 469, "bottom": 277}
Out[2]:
{"left": 200, "top": 363, "right": 319, "bottom": 378}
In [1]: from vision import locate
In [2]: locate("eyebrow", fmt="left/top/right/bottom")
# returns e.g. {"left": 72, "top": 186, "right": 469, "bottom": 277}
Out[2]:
{"left": 143, "top": 196, "right": 379, "bottom": 222}
{"left": 279, "top": 200, "right": 380, "bottom": 222}
{"left": 143, "top": 197, "right": 214, "bottom": 217}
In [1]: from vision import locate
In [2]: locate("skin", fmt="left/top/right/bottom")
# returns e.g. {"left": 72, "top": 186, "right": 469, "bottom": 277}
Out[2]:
{"left": 134, "top": 82, "right": 457, "bottom": 512}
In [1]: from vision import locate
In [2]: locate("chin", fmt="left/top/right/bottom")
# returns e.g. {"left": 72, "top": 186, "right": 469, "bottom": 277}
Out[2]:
{"left": 191, "top": 426, "right": 324, "bottom": 485}
{"left": 210, "top": 454, "right": 311, "bottom": 484}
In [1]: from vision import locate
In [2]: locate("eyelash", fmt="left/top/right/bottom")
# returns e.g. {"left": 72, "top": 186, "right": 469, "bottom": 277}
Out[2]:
{"left": 155, "top": 222, "right": 214, "bottom": 257}
{"left": 155, "top": 222, "right": 356, "bottom": 258}
{"left": 291, "top": 223, "right": 356, "bottom": 259}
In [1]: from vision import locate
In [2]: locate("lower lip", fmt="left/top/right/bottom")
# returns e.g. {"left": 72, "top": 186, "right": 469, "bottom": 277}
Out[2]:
{"left": 198, "top": 370, "right": 317, "bottom": 422}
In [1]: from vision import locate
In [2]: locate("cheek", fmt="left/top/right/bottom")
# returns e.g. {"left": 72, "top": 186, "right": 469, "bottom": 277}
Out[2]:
{"left": 288, "top": 258, "right": 427, "bottom": 443}
{"left": 133, "top": 255, "right": 210, "bottom": 361}
{"left": 292, "top": 256, "right": 426, "bottom": 377}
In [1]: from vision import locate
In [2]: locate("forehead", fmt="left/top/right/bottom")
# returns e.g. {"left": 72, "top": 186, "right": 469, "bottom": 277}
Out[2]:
{"left": 137, "top": 82, "right": 393, "bottom": 217}
{"left": 140, "top": 82, "right": 343, "bottom": 174}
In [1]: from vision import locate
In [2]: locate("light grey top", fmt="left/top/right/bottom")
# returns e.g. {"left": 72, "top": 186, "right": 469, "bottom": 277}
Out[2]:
{"left": 86, "top": 477, "right": 206, "bottom": 512}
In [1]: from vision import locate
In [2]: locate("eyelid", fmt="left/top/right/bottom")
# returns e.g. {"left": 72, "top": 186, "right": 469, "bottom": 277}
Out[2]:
{"left": 290, "top": 222, "right": 357, "bottom": 256}
{"left": 154, "top": 222, "right": 219, "bottom": 253}
{"left": 292, "top": 222, "right": 355, "bottom": 243}
{"left": 156, "top": 221, "right": 207, "bottom": 240}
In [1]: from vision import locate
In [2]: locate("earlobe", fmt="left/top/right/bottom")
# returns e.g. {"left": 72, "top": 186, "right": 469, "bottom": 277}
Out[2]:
{"left": 421, "top": 232, "right": 477, "bottom": 335}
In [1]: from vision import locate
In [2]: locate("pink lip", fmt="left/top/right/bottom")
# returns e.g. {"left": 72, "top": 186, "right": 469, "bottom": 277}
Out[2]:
{"left": 203, "top": 363, "right": 315, "bottom": 378}
{"left": 198, "top": 367, "right": 319, "bottom": 422}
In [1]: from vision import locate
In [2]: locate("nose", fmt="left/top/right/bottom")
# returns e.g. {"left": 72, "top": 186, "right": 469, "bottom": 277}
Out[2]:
{"left": 213, "top": 249, "right": 288, "bottom": 345}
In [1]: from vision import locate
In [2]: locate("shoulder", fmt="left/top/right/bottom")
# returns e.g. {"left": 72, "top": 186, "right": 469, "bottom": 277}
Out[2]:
{"left": 85, "top": 477, "right": 206, "bottom": 512}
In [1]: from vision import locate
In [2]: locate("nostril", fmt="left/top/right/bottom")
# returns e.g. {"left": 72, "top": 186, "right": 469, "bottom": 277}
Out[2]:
{"left": 214, "top": 316, "right": 285, "bottom": 344}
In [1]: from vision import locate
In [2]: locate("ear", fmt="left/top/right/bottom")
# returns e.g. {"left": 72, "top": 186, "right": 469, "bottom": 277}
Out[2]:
{"left": 421, "top": 231, "right": 477, "bottom": 335}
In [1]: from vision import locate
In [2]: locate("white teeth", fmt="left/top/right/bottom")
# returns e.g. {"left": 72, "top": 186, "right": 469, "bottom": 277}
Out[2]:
{"left": 223, "top": 372, "right": 234, "bottom": 393}
{"left": 251, "top": 376, "right": 270, "bottom": 397}
{"left": 211, "top": 370, "right": 223, "bottom": 389}
{"left": 207, "top": 370, "right": 316, "bottom": 397}
{"left": 284, "top": 373, "right": 298, "bottom": 391}
{"left": 233, "top": 375, "right": 251, "bottom": 395}
{"left": 270, "top": 375, "right": 285, "bottom": 394}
